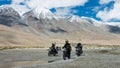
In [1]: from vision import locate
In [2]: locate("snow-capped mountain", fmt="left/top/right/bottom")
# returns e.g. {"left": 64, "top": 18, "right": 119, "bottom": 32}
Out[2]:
{"left": 81, "top": 16, "right": 103, "bottom": 26}
{"left": 33, "top": 7, "right": 58, "bottom": 20}
{"left": 103, "top": 22, "right": 120, "bottom": 34}
{"left": 68, "top": 15, "right": 102, "bottom": 26}
{"left": 0, "top": 6, "right": 23, "bottom": 26}
{"left": 80, "top": 16, "right": 120, "bottom": 34}
{"left": 0, "top": 6, "right": 20, "bottom": 19}
{"left": 68, "top": 15, "right": 84, "bottom": 22}
{"left": 0, "top": 6, "right": 120, "bottom": 45}
{"left": 23, "top": 8, "right": 72, "bottom": 35}
{"left": 68, "top": 15, "right": 106, "bottom": 32}
{"left": 105, "top": 22, "right": 120, "bottom": 27}
{"left": 68, "top": 15, "right": 105, "bottom": 30}
{"left": 0, "top": 6, "right": 119, "bottom": 35}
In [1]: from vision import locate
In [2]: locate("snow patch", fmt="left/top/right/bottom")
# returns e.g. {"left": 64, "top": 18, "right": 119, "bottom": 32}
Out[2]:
{"left": 33, "top": 7, "right": 58, "bottom": 20}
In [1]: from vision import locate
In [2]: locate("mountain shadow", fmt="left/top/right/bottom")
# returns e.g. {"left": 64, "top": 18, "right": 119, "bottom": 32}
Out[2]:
{"left": 108, "top": 25, "right": 120, "bottom": 34}
{"left": 49, "top": 27, "right": 67, "bottom": 33}
{"left": 0, "top": 15, "right": 28, "bottom": 27}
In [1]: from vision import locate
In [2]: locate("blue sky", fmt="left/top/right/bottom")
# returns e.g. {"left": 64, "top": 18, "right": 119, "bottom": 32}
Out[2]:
{"left": 0, "top": 0, "right": 11, "bottom": 5}
{"left": 0, "top": 0, "right": 120, "bottom": 22}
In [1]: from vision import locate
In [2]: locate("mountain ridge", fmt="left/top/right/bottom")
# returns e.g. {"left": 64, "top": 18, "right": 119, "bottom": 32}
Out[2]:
{"left": 0, "top": 6, "right": 120, "bottom": 46}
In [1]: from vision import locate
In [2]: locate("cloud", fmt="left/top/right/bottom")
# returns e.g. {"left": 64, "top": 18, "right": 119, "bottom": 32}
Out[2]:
{"left": 53, "top": 7, "right": 79, "bottom": 17}
{"left": 92, "top": 6, "right": 101, "bottom": 12}
{"left": 15, "top": 0, "right": 88, "bottom": 16}
{"left": 2, "top": 0, "right": 88, "bottom": 15}
{"left": 54, "top": 7, "right": 72, "bottom": 17}
{"left": 24, "top": 0, "right": 88, "bottom": 16}
{"left": 97, "top": 0, "right": 120, "bottom": 22}
{"left": 25, "top": 0, "right": 88, "bottom": 9}
{"left": 11, "top": 0, "right": 24, "bottom": 4}
{"left": 99, "top": 0, "right": 113, "bottom": 4}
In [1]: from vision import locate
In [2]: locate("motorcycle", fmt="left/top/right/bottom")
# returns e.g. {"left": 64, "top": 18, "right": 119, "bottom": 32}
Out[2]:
{"left": 76, "top": 47, "right": 83, "bottom": 56}
{"left": 48, "top": 48, "right": 58, "bottom": 56}
{"left": 63, "top": 48, "right": 71, "bottom": 60}
{"left": 63, "top": 48, "right": 67, "bottom": 60}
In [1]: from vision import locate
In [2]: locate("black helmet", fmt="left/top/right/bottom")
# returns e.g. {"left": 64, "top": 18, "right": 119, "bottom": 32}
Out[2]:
{"left": 65, "top": 40, "right": 69, "bottom": 43}
{"left": 78, "top": 43, "right": 81, "bottom": 45}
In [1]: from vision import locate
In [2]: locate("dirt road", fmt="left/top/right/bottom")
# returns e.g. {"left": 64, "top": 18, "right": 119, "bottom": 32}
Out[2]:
{"left": 0, "top": 47, "right": 120, "bottom": 68}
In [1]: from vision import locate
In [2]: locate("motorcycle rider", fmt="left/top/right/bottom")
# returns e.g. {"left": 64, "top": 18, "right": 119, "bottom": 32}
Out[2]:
{"left": 48, "top": 43, "right": 57, "bottom": 56}
{"left": 75, "top": 43, "right": 83, "bottom": 56}
{"left": 62, "top": 40, "right": 71, "bottom": 60}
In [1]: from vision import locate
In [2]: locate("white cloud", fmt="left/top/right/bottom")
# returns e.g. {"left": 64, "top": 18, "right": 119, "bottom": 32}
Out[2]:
{"left": 54, "top": 7, "right": 72, "bottom": 17}
{"left": 12, "top": 0, "right": 24, "bottom": 4}
{"left": 24, "top": 0, "right": 88, "bottom": 17}
{"left": 99, "top": 0, "right": 113, "bottom": 4}
{"left": 97, "top": 0, "right": 120, "bottom": 22}
{"left": 25, "top": 0, "right": 88, "bottom": 9}
{"left": 54, "top": 7, "right": 79, "bottom": 17}
{"left": 92, "top": 6, "right": 101, "bottom": 12}
{"left": 3, "top": 0, "right": 88, "bottom": 15}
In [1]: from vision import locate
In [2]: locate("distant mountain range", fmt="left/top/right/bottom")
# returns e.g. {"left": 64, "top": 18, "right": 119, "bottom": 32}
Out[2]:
{"left": 0, "top": 6, "right": 120, "bottom": 46}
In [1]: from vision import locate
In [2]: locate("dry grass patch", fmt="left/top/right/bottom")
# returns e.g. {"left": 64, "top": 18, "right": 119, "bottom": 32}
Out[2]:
{"left": 0, "top": 45, "right": 49, "bottom": 50}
